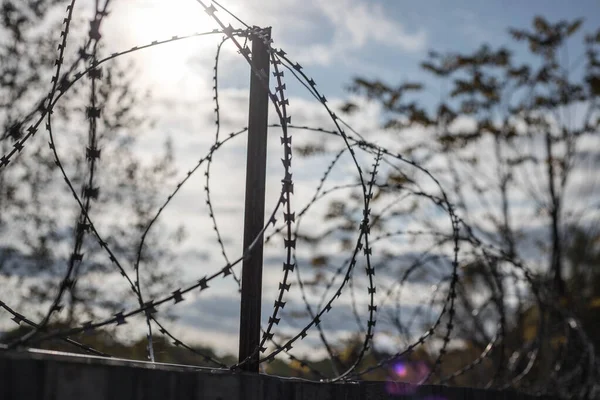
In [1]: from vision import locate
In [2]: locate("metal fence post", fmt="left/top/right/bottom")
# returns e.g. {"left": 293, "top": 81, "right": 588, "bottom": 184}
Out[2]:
{"left": 238, "top": 27, "right": 271, "bottom": 373}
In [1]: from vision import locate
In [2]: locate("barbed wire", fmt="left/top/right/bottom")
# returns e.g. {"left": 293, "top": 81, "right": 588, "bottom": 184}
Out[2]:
{"left": 0, "top": 1, "right": 598, "bottom": 399}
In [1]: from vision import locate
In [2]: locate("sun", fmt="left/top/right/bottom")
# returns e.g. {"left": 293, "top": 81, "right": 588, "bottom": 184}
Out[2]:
{"left": 108, "top": 0, "right": 218, "bottom": 84}
{"left": 130, "top": 0, "right": 207, "bottom": 41}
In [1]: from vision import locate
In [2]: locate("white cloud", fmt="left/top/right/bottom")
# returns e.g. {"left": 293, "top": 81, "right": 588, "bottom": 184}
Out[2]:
{"left": 114, "top": 0, "right": 429, "bottom": 68}
{"left": 315, "top": 0, "right": 426, "bottom": 51}
{"left": 255, "top": 0, "right": 428, "bottom": 66}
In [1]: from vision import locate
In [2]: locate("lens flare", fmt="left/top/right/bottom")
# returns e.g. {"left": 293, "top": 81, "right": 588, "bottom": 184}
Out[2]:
{"left": 393, "top": 362, "right": 407, "bottom": 377}
{"left": 386, "top": 359, "right": 439, "bottom": 397}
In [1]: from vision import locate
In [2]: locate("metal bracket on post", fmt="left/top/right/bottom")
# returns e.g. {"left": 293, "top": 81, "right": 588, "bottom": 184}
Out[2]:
{"left": 238, "top": 26, "right": 271, "bottom": 373}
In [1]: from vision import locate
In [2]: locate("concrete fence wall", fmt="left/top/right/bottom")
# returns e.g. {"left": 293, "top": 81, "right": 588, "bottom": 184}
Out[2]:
{"left": 0, "top": 349, "right": 555, "bottom": 400}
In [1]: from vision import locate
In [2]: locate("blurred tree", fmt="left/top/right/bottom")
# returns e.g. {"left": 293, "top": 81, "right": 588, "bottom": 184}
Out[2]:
{"left": 345, "top": 16, "right": 599, "bottom": 297}
{"left": 300, "top": 15, "right": 600, "bottom": 390}
{"left": 0, "top": 0, "right": 183, "bottom": 332}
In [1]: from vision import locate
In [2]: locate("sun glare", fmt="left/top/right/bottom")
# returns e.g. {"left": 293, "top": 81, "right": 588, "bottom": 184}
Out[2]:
{"left": 131, "top": 1, "right": 206, "bottom": 42}
{"left": 113, "top": 1, "right": 218, "bottom": 86}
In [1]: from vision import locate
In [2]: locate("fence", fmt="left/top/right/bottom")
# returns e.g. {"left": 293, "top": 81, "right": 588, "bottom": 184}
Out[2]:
{"left": 0, "top": 1, "right": 598, "bottom": 399}
{"left": 0, "top": 349, "right": 559, "bottom": 400}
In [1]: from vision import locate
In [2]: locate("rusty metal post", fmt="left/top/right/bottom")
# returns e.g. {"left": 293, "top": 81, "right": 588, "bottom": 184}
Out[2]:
{"left": 238, "top": 27, "right": 271, "bottom": 373}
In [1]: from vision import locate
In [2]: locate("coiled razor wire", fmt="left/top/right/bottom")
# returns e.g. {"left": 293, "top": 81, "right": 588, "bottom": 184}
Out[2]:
{"left": 0, "top": 1, "right": 598, "bottom": 398}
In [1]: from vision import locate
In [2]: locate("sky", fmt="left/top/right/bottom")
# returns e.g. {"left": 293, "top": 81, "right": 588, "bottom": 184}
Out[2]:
{"left": 2, "top": 0, "right": 600, "bottom": 364}
{"left": 103, "top": 0, "right": 600, "bottom": 99}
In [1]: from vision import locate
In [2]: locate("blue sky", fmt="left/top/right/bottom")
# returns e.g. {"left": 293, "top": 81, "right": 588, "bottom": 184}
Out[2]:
{"left": 107, "top": 0, "right": 600, "bottom": 101}
{"left": 191, "top": 0, "right": 600, "bottom": 98}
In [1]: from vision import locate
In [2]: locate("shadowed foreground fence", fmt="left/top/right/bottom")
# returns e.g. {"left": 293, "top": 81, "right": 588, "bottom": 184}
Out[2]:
{"left": 0, "top": 350, "right": 557, "bottom": 400}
